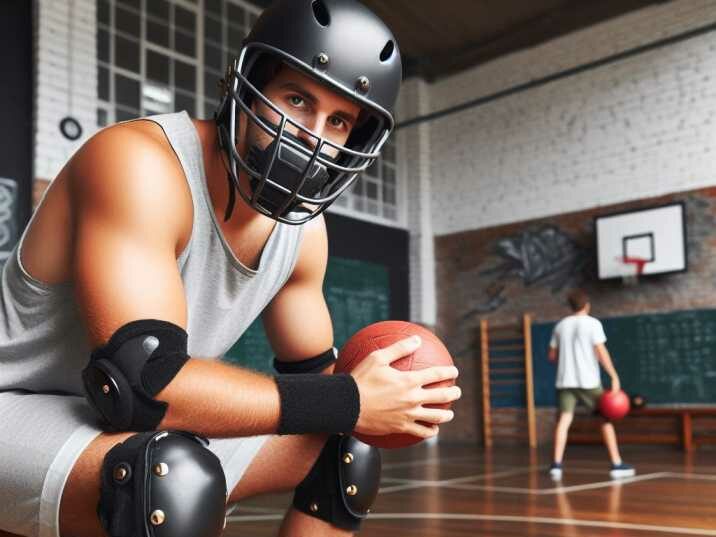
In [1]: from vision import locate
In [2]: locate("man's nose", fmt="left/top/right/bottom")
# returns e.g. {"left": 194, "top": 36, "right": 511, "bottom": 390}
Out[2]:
{"left": 296, "top": 116, "right": 325, "bottom": 150}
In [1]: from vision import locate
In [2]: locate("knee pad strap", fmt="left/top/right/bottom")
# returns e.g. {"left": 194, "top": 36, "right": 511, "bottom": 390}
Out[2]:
{"left": 293, "top": 435, "right": 381, "bottom": 531}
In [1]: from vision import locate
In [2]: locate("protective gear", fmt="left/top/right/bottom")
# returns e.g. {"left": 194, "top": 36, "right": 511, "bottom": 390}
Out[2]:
{"left": 82, "top": 320, "right": 189, "bottom": 432}
{"left": 215, "top": 0, "right": 402, "bottom": 223}
{"left": 98, "top": 430, "right": 227, "bottom": 537}
{"left": 293, "top": 434, "right": 381, "bottom": 531}
{"left": 275, "top": 373, "right": 359, "bottom": 435}
{"left": 274, "top": 347, "right": 337, "bottom": 374}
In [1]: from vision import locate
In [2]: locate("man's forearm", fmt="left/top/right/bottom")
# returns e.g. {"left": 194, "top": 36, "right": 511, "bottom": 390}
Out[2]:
{"left": 597, "top": 351, "right": 618, "bottom": 379}
{"left": 156, "top": 358, "right": 281, "bottom": 437}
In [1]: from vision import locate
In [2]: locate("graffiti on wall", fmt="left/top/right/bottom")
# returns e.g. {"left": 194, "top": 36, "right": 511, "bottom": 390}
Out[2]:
{"left": 468, "top": 224, "right": 592, "bottom": 315}
{"left": 0, "top": 177, "right": 18, "bottom": 267}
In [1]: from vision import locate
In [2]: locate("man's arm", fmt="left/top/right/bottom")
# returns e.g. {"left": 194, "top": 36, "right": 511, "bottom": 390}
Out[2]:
{"left": 548, "top": 325, "right": 558, "bottom": 362}
{"left": 594, "top": 343, "right": 621, "bottom": 392}
{"left": 71, "top": 125, "right": 281, "bottom": 437}
{"left": 261, "top": 215, "right": 333, "bottom": 367}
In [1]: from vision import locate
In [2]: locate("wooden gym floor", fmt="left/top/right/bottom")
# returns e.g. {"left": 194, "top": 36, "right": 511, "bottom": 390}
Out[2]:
{"left": 226, "top": 442, "right": 716, "bottom": 536}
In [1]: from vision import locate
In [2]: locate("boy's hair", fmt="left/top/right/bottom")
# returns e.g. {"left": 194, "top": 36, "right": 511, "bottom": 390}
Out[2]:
{"left": 566, "top": 289, "right": 589, "bottom": 312}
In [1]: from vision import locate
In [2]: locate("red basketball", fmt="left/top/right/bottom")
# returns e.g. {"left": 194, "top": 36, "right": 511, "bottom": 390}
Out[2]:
{"left": 335, "top": 321, "right": 455, "bottom": 449}
{"left": 599, "top": 389, "right": 631, "bottom": 421}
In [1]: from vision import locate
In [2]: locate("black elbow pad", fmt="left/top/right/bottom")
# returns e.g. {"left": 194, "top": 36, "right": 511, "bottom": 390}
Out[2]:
{"left": 82, "top": 320, "right": 190, "bottom": 432}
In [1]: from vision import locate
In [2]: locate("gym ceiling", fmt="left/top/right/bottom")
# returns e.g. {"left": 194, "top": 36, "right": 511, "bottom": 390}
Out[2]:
{"left": 253, "top": 0, "right": 674, "bottom": 80}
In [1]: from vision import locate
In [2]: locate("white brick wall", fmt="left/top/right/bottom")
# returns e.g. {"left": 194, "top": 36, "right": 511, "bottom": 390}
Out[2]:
{"left": 397, "top": 78, "right": 436, "bottom": 325}
{"left": 35, "top": 0, "right": 97, "bottom": 180}
{"left": 415, "top": 0, "right": 716, "bottom": 236}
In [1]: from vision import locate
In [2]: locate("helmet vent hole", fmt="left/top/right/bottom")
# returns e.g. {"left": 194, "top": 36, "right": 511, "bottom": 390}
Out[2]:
{"left": 312, "top": 0, "right": 331, "bottom": 27}
{"left": 380, "top": 40, "right": 395, "bottom": 62}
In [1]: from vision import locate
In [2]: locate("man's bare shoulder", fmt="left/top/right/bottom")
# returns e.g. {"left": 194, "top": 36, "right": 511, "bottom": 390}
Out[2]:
{"left": 68, "top": 120, "right": 193, "bottom": 243}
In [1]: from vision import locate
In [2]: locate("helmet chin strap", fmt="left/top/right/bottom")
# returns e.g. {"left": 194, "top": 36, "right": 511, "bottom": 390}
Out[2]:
{"left": 246, "top": 136, "right": 331, "bottom": 216}
{"left": 223, "top": 170, "right": 237, "bottom": 222}
{"left": 220, "top": 120, "right": 333, "bottom": 222}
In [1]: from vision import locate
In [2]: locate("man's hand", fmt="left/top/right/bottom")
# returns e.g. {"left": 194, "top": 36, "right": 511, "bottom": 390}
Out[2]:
{"left": 548, "top": 346, "right": 558, "bottom": 363}
{"left": 350, "top": 336, "right": 462, "bottom": 440}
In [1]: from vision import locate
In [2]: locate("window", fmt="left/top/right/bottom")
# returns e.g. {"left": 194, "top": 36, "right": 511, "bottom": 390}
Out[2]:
{"left": 202, "top": 0, "right": 258, "bottom": 119}
{"left": 96, "top": 0, "right": 204, "bottom": 123}
{"left": 332, "top": 135, "right": 401, "bottom": 224}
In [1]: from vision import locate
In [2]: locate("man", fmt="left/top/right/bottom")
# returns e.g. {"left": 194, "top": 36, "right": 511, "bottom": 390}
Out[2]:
{"left": 0, "top": 2, "right": 461, "bottom": 537}
{"left": 548, "top": 289, "right": 634, "bottom": 480}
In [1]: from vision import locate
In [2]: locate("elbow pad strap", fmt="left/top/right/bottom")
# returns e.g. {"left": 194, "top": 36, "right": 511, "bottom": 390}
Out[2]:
{"left": 82, "top": 320, "right": 190, "bottom": 432}
{"left": 273, "top": 347, "right": 337, "bottom": 374}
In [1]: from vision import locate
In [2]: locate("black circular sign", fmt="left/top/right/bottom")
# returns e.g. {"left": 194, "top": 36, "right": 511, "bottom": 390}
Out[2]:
{"left": 59, "top": 116, "right": 83, "bottom": 141}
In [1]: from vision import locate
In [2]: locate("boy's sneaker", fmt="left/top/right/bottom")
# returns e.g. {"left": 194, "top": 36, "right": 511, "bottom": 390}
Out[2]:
{"left": 609, "top": 462, "right": 636, "bottom": 478}
{"left": 549, "top": 462, "right": 563, "bottom": 480}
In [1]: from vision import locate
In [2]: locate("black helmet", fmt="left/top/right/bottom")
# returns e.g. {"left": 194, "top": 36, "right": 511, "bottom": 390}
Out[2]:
{"left": 215, "top": 0, "right": 402, "bottom": 224}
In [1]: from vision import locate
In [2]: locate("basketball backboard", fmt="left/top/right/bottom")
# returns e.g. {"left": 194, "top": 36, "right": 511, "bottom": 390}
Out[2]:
{"left": 595, "top": 202, "right": 687, "bottom": 280}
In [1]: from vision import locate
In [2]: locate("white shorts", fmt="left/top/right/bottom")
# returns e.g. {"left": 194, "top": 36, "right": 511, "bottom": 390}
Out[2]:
{"left": 0, "top": 390, "right": 269, "bottom": 537}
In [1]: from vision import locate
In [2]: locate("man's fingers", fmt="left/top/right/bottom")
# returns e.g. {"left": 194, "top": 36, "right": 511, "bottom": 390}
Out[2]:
{"left": 420, "top": 385, "right": 462, "bottom": 405}
{"left": 373, "top": 336, "right": 421, "bottom": 364}
{"left": 405, "top": 422, "right": 439, "bottom": 439}
{"left": 410, "top": 365, "right": 459, "bottom": 386}
{"left": 415, "top": 407, "right": 455, "bottom": 424}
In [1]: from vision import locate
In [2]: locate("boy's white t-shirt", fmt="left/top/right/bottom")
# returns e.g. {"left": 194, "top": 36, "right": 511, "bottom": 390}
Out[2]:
{"left": 550, "top": 314, "right": 606, "bottom": 389}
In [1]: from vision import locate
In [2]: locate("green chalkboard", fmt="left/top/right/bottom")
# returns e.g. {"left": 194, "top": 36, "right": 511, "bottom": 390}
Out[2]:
{"left": 532, "top": 309, "right": 716, "bottom": 407}
{"left": 223, "top": 257, "right": 390, "bottom": 373}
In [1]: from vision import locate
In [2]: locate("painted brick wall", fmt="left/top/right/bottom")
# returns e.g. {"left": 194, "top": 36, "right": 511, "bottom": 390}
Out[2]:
{"left": 421, "top": 0, "right": 716, "bottom": 236}
{"left": 397, "top": 78, "right": 437, "bottom": 325}
{"left": 35, "top": 0, "right": 97, "bottom": 181}
{"left": 435, "top": 186, "right": 716, "bottom": 444}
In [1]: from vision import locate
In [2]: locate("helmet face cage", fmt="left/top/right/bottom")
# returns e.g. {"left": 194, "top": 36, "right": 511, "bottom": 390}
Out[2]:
{"left": 216, "top": 43, "right": 394, "bottom": 225}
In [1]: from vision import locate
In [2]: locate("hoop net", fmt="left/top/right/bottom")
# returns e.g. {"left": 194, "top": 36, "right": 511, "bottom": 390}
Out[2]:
{"left": 619, "top": 256, "right": 648, "bottom": 286}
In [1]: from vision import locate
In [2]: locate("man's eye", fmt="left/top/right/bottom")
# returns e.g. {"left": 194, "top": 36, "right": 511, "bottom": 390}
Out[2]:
{"left": 328, "top": 116, "right": 345, "bottom": 128}
{"left": 288, "top": 95, "right": 305, "bottom": 107}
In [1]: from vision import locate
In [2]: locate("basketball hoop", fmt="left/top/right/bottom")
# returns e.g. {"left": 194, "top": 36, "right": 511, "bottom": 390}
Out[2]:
{"left": 619, "top": 256, "right": 648, "bottom": 286}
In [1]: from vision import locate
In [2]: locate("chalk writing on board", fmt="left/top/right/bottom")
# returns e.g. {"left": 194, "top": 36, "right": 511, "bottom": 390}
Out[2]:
{"left": 533, "top": 310, "right": 716, "bottom": 406}
{"left": 0, "top": 177, "right": 19, "bottom": 267}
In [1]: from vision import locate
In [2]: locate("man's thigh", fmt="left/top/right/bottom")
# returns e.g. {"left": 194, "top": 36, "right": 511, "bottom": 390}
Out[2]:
{"left": 229, "top": 433, "right": 328, "bottom": 502}
{"left": 0, "top": 391, "right": 101, "bottom": 537}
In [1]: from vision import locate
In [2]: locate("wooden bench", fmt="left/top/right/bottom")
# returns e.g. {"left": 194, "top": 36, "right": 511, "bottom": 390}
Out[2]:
{"left": 567, "top": 406, "right": 716, "bottom": 451}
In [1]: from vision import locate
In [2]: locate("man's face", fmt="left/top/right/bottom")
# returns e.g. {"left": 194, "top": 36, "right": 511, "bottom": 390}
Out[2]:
{"left": 245, "top": 64, "right": 362, "bottom": 159}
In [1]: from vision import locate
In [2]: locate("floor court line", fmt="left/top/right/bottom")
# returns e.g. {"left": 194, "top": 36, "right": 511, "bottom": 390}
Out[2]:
{"left": 226, "top": 513, "right": 716, "bottom": 535}
{"left": 382, "top": 455, "right": 484, "bottom": 470}
{"left": 380, "top": 471, "right": 668, "bottom": 495}
{"left": 379, "top": 466, "right": 547, "bottom": 494}
{"left": 444, "top": 472, "right": 666, "bottom": 495}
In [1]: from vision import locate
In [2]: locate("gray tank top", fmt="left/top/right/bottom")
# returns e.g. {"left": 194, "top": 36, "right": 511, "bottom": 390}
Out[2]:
{"left": 0, "top": 111, "right": 303, "bottom": 395}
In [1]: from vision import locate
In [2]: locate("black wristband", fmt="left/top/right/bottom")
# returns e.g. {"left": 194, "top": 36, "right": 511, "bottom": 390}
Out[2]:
{"left": 275, "top": 373, "right": 360, "bottom": 435}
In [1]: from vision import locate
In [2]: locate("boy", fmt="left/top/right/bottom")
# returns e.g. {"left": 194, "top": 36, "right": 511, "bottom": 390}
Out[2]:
{"left": 548, "top": 289, "right": 635, "bottom": 480}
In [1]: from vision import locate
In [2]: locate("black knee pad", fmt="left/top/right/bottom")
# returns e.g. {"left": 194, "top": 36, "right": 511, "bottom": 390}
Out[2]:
{"left": 98, "top": 430, "right": 227, "bottom": 537}
{"left": 293, "top": 435, "right": 381, "bottom": 532}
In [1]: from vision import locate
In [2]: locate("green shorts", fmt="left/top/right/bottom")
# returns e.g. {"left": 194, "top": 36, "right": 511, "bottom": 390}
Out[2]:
{"left": 558, "top": 387, "right": 604, "bottom": 413}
